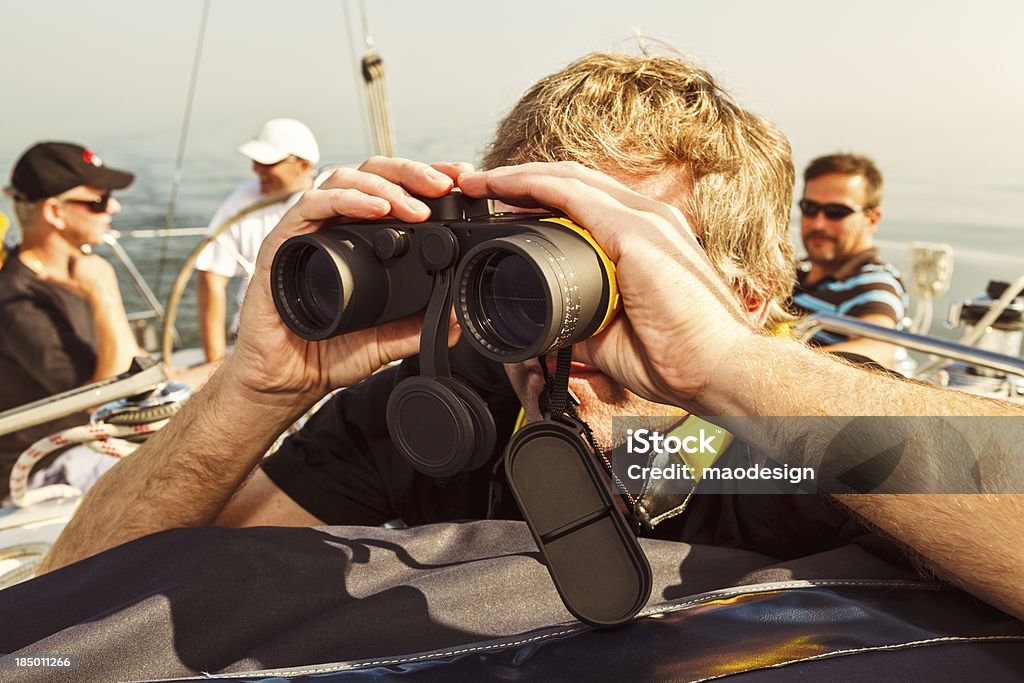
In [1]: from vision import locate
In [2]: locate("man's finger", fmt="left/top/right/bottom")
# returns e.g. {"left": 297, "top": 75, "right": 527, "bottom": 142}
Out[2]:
{"left": 458, "top": 167, "right": 746, "bottom": 325}
{"left": 459, "top": 170, "right": 650, "bottom": 262}
{"left": 248, "top": 186, "right": 397, "bottom": 290}
{"left": 357, "top": 156, "right": 456, "bottom": 201}
{"left": 320, "top": 166, "right": 435, "bottom": 221}
{"left": 465, "top": 162, "right": 695, "bottom": 239}
{"left": 290, "top": 187, "right": 393, "bottom": 225}
{"left": 370, "top": 313, "right": 426, "bottom": 366}
{"left": 432, "top": 161, "right": 475, "bottom": 182}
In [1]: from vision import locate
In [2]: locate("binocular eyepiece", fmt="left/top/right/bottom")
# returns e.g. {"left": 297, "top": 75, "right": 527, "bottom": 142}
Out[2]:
{"left": 271, "top": 192, "right": 618, "bottom": 363}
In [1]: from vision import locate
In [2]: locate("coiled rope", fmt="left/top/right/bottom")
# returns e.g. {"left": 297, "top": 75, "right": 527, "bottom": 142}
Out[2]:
{"left": 0, "top": 543, "right": 52, "bottom": 589}
{"left": 8, "top": 420, "right": 168, "bottom": 508}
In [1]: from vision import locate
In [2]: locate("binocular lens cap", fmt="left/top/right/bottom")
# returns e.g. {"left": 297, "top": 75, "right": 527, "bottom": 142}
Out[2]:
{"left": 505, "top": 420, "right": 652, "bottom": 627}
{"left": 387, "top": 377, "right": 495, "bottom": 478}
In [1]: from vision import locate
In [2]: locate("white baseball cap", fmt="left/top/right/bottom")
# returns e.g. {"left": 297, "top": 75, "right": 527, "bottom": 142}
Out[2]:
{"left": 239, "top": 118, "right": 320, "bottom": 165}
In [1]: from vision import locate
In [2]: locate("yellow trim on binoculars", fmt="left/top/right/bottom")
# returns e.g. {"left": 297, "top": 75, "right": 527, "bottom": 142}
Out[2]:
{"left": 0, "top": 212, "right": 9, "bottom": 267}
{"left": 540, "top": 216, "right": 620, "bottom": 337}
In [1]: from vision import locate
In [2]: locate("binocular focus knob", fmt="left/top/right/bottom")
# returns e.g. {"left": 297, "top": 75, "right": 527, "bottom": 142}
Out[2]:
{"left": 373, "top": 228, "right": 410, "bottom": 260}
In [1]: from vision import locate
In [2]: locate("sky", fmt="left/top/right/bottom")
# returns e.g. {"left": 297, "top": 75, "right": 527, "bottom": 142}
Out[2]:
{"left": 2, "top": 0, "right": 1024, "bottom": 226}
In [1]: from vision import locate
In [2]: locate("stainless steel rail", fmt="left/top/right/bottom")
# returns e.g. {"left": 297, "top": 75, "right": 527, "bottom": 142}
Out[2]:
{"left": 792, "top": 312, "right": 1024, "bottom": 378}
{"left": 101, "top": 233, "right": 180, "bottom": 349}
{"left": 102, "top": 233, "right": 166, "bottom": 320}
{"left": 0, "top": 363, "right": 167, "bottom": 437}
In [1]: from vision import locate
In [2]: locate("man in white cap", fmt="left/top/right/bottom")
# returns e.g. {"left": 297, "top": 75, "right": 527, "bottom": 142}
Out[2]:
{"left": 195, "top": 118, "right": 320, "bottom": 362}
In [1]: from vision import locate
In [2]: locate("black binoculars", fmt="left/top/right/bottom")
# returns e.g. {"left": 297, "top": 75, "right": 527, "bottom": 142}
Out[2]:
{"left": 271, "top": 192, "right": 651, "bottom": 628}
{"left": 270, "top": 191, "right": 619, "bottom": 475}
{"left": 270, "top": 192, "right": 618, "bottom": 363}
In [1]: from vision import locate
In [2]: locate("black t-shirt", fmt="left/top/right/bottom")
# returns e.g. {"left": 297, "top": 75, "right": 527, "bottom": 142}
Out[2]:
{"left": 263, "top": 340, "right": 523, "bottom": 526}
{"left": 263, "top": 341, "right": 887, "bottom": 562}
{"left": 0, "top": 251, "right": 97, "bottom": 497}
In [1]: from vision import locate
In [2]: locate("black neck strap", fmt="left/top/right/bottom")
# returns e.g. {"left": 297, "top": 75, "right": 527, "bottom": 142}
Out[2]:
{"left": 539, "top": 346, "right": 641, "bottom": 523}
{"left": 539, "top": 347, "right": 576, "bottom": 420}
{"left": 420, "top": 268, "right": 453, "bottom": 379}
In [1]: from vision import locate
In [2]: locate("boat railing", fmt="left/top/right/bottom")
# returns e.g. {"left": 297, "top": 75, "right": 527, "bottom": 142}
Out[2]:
{"left": 791, "top": 312, "right": 1024, "bottom": 379}
{"left": 0, "top": 361, "right": 168, "bottom": 438}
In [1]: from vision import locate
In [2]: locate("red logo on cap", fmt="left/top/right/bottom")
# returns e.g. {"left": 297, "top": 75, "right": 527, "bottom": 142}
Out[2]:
{"left": 82, "top": 149, "right": 103, "bottom": 167}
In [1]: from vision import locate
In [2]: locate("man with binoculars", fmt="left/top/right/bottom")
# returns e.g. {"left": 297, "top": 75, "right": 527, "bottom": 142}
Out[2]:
{"left": 41, "top": 51, "right": 1024, "bottom": 623}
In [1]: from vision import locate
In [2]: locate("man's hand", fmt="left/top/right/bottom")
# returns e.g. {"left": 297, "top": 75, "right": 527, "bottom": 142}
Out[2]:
{"left": 226, "top": 157, "right": 471, "bottom": 412}
{"left": 40, "top": 251, "right": 142, "bottom": 379}
{"left": 459, "top": 162, "right": 755, "bottom": 409}
{"left": 462, "top": 162, "right": 1024, "bottom": 626}
{"left": 41, "top": 251, "right": 123, "bottom": 306}
{"left": 41, "top": 158, "right": 476, "bottom": 572}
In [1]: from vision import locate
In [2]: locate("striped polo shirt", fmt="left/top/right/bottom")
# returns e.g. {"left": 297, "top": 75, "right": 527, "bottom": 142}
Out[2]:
{"left": 791, "top": 249, "right": 908, "bottom": 346}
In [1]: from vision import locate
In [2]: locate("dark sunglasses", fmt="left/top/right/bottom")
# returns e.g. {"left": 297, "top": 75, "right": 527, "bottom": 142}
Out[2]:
{"left": 798, "top": 198, "right": 869, "bottom": 220}
{"left": 63, "top": 192, "right": 112, "bottom": 213}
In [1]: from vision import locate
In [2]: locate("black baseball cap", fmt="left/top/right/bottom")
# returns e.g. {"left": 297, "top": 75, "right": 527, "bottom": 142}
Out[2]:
{"left": 9, "top": 142, "right": 134, "bottom": 201}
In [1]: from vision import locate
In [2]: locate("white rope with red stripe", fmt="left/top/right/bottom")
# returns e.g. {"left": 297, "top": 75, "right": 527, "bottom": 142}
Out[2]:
{"left": 9, "top": 420, "right": 168, "bottom": 508}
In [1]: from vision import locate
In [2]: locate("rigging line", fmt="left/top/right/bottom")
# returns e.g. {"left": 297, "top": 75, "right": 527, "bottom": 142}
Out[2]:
{"left": 355, "top": 0, "right": 396, "bottom": 157}
{"left": 155, "top": 0, "right": 212, "bottom": 302}
{"left": 343, "top": 0, "right": 373, "bottom": 157}
{"left": 360, "top": 0, "right": 372, "bottom": 49}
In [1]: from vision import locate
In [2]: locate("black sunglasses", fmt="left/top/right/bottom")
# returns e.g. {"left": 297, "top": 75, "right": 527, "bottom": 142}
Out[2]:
{"left": 798, "top": 198, "right": 868, "bottom": 220}
{"left": 63, "top": 192, "right": 112, "bottom": 213}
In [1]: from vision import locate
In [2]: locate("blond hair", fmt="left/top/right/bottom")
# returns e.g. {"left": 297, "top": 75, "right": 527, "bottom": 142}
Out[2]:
{"left": 6, "top": 194, "right": 41, "bottom": 234}
{"left": 482, "top": 50, "right": 796, "bottom": 326}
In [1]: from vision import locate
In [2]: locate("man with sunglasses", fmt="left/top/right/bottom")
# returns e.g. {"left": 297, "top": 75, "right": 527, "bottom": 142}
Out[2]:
{"left": 0, "top": 141, "right": 142, "bottom": 500}
{"left": 195, "top": 118, "right": 320, "bottom": 362}
{"left": 791, "top": 153, "right": 907, "bottom": 366}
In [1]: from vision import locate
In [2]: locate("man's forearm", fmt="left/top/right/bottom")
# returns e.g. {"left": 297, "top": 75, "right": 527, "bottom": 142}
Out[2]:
{"left": 702, "top": 335, "right": 1019, "bottom": 419}
{"left": 697, "top": 334, "right": 1024, "bottom": 617}
{"left": 838, "top": 494, "right": 1024, "bottom": 619}
{"left": 40, "top": 362, "right": 311, "bottom": 573}
{"left": 701, "top": 335, "right": 1021, "bottom": 490}
{"left": 87, "top": 292, "right": 140, "bottom": 381}
{"left": 198, "top": 272, "right": 229, "bottom": 362}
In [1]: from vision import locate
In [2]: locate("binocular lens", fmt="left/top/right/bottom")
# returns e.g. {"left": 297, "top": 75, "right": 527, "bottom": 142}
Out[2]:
{"left": 457, "top": 229, "right": 613, "bottom": 363}
{"left": 272, "top": 235, "right": 356, "bottom": 340}
{"left": 478, "top": 252, "right": 547, "bottom": 348}
{"left": 298, "top": 248, "right": 342, "bottom": 328}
